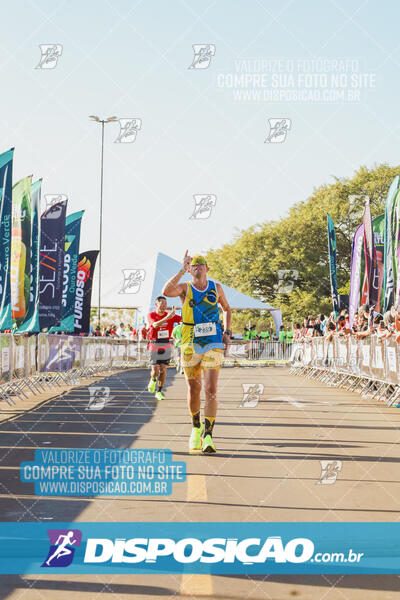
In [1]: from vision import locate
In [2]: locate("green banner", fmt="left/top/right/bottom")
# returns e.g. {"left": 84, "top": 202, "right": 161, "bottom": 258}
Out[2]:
{"left": 383, "top": 176, "right": 399, "bottom": 311}
{"left": 392, "top": 189, "right": 400, "bottom": 307}
{"left": 327, "top": 214, "right": 338, "bottom": 316}
{"left": 0, "top": 149, "right": 14, "bottom": 331}
{"left": 17, "top": 179, "right": 41, "bottom": 332}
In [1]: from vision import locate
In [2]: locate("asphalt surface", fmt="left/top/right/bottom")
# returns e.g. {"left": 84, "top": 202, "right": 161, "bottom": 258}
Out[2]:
{"left": 0, "top": 365, "right": 400, "bottom": 599}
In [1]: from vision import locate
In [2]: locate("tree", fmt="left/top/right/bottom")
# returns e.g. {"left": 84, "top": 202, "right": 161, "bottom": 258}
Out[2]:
{"left": 207, "top": 163, "right": 400, "bottom": 327}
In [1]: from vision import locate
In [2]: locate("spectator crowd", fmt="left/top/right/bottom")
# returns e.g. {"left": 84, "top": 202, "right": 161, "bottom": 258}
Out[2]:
{"left": 291, "top": 304, "right": 400, "bottom": 343}
{"left": 89, "top": 322, "right": 149, "bottom": 340}
{"left": 89, "top": 305, "right": 400, "bottom": 344}
{"left": 243, "top": 325, "right": 294, "bottom": 344}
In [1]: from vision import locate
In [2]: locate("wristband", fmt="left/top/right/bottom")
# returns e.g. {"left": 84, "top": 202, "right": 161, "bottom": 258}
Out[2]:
{"left": 180, "top": 268, "right": 186, "bottom": 274}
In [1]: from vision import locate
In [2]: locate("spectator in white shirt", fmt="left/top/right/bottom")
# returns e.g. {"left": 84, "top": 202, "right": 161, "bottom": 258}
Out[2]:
{"left": 116, "top": 322, "right": 127, "bottom": 338}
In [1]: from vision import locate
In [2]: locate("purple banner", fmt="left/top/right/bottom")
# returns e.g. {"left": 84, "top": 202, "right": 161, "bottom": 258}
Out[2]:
{"left": 349, "top": 223, "right": 364, "bottom": 328}
{"left": 39, "top": 201, "right": 67, "bottom": 330}
{"left": 363, "top": 198, "right": 376, "bottom": 307}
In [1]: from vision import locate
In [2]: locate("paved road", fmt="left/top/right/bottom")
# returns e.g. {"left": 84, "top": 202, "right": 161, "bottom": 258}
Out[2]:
{"left": 0, "top": 366, "right": 400, "bottom": 599}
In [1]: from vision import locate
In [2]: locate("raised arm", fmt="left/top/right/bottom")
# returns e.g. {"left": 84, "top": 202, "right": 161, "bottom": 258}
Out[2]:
{"left": 149, "top": 308, "right": 176, "bottom": 328}
{"left": 162, "top": 250, "right": 191, "bottom": 300}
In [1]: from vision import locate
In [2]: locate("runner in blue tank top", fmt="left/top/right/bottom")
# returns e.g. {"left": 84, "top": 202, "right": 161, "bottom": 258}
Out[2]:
{"left": 162, "top": 251, "right": 232, "bottom": 453}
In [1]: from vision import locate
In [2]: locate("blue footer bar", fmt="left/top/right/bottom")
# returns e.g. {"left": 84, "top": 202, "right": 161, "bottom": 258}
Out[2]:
{"left": 0, "top": 522, "right": 399, "bottom": 574}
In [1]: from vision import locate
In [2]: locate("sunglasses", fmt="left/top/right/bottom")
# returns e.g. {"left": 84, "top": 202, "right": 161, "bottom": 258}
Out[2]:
{"left": 190, "top": 259, "right": 207, "bottom": 266}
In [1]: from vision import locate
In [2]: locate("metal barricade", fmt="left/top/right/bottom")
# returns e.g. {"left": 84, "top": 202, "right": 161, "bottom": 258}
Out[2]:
{"left": 289, "top": 341, "right": 305, "bottom": 374}
{"left": 0, "top": 334, "right": 12, "bottom": 384}
{"left": 314, "top": 338, "right": 325, "bottom": 367}
{"left": 290, "top": 334, "right": 400, "bottom": 406}
{"left": 384, "top": 339, "right": 400, "bottom": 406}
{"left": 348, "top": 337, "right": 359, "bottom": 376}
{"left": 305, "top": 337, "right": 326, "bottom": 381}
{"left": 0, "top": 334, "right": 15, "bottom": 404}
{"left": 224, "top": 340, "right": 291, "bottom": 365}
{"left": 336, "top": 336, "right": 349, "bottom": 370}
{"left": 0, "top": 333, "right": 152, "bottom": 407}
{"left": 385, "top": 339, "right": 399, "bottom": 385}
{"left": 371, "top": 336, "right": 385, "bottom": 381}
{"left": 359, "top": 338, "right": 372, "bottom": 380}
{"left": 303, "top": 339, "right": 313, "bottom": 366}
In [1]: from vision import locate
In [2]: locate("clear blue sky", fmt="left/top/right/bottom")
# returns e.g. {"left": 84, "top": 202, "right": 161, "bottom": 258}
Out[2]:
{"left": 1, "top": 0, "right": 400, "bottom": 305}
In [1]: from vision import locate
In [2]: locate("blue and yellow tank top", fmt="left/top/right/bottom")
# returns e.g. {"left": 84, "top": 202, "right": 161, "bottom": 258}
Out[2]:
{"left": 181, "top": 280, "right": 223, "bottom": 354}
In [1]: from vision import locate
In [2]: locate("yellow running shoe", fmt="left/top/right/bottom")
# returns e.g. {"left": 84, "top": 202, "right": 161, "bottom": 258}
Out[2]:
{"left": 147, "top": 378, "right": 157, "bottom": 393}
{"left": 189, "top": 423, "right": 204, "bottom": 452}
{"left": 155, "top": 391, "right": 165, "bottom": 401}
{"left": 202, "top": 434, "right": 216, "bottom": 454}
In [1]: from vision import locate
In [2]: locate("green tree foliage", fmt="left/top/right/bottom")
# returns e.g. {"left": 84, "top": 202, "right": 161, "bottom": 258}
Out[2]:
{"left": 208, "top": 164, "right": 399, "bottom": 327}
{"left": 229, "top": 310, "right": 277, "bottom": 334}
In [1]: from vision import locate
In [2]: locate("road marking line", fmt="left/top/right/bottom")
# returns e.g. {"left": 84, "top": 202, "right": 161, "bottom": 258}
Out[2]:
{"left": 180, "top": 474, "right": 213, "bottom": 596}
{"left": 187, "top": 474, "right": 207, "bottom": 502}
{"left": 180, "top": 572, "right": 213, "bottom": 596}
{"left": 271, "top": 395, "right": 304, "bottom": 407}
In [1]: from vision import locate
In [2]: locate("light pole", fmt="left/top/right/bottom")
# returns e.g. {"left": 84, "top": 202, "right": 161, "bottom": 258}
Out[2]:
{"left": 89, "top": 115, "right": 118, "bottom": 331}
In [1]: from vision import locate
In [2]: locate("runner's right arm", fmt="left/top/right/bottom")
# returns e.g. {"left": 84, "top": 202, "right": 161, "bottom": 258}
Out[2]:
{"left": 162, "top": 274, "right": 186, "bottom": 300}
{"left": 149, "top": 309, "right": 176, "bottom": 328}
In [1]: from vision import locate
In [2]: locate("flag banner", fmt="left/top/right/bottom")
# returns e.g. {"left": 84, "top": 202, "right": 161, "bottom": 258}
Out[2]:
{"left": 371, "top": 214, "right": 385, "bottom": 313}
{"left": 383, "top": 176, "right": 399, "bottom": 311}
{"left": 17, "top": 179, "right": 41, "bottom": 332}
{"left": 349, "top": 224, "right": 364, "bottom": 328}
{"left": 50, "top": 211, "right": 84, "bottom": 332}
{"left": 39, "top": 201, "right": 67, "bottom": 330}
{"left": 362, "top": 198, "right": 376, "bottom": 307}
{"left": 327, "top": 214, "right": 339, "bottom": 316}
{"left": 2, "top": 522, "right": 400, "bottom": 574}
{"left": 0, "top": 149, "right": 14, "bottom": 330}
{"left": 360, "top": 215, "right": 385, "bottom": 310}
{"left": 392, "top": 189, "right": 400, "bottom": 307}
{"left": 74, "top": 250, "right": 99, "bottom": 334}
{"left": 11, "top": 176, "right": 32, "bottom": 328}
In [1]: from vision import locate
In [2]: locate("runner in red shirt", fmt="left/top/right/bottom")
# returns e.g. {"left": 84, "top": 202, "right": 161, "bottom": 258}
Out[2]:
{"left": 147, "top": 296, "right": 181, "bottom": 400}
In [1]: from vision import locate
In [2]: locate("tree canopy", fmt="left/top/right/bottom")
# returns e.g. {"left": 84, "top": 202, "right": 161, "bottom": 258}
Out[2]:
{"left": 206, "top": 164, "right": 400, "bottom": 328}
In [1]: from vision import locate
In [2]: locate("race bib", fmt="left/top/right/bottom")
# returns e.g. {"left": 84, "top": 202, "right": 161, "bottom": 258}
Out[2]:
{"left": 194, "top": 322, "right": 216, "bottom": 337}
{"left": 158, "top": 330, "right": 169, "bottom": 339}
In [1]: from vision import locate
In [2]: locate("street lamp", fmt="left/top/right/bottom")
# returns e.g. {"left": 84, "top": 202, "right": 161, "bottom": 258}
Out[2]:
{"left": 89, "top": 115, "right": 118, "bottom": 330}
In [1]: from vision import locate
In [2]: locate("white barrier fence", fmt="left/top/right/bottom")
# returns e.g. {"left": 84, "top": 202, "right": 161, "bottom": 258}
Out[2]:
{"left": 224, "top": 340, "right": 292, "bottom": 363}
{"left": 289, "top": 336, "right": 400, "bottom": 406}
{"left": 0, "top": 333, "right": 152, "bottom": 406}
{"left": 0, "top": 335, "right": 292, "bottom": 407}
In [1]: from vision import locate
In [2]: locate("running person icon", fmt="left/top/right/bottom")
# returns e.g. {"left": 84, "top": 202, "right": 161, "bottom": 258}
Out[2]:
{"left": 162, "top": 251, "right": 231, "bottom": 453}
{"left": 45, "top": 531, "right": 77, "bottom": 566}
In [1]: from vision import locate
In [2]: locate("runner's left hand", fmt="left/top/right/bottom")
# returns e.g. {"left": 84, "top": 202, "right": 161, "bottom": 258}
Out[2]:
{"left": 222, "top": 332, "right": 230, "bottom": 347}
